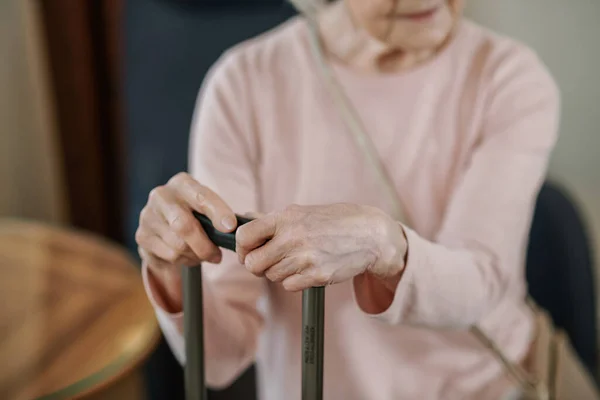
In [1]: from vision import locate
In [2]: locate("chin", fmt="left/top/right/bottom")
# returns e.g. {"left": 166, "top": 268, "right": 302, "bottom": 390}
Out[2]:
{"left": 385, "top": 22, "right": 455, "bottom": 52}
{"left": 403, "top": 32, "right": 451, "bottom": 51}
{"left": 378, "top": 6, "right": 458, "bottom": 52}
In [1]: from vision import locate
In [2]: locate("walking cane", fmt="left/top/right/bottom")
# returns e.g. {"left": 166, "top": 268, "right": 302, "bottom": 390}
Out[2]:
{"left": 302, "top": 286, "right": 325, "bottom": 400}
{"left": 184, "top": 213, "right": 325, "bottom": 400}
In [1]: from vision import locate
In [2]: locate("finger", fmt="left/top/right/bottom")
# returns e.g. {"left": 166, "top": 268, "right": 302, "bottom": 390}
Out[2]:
{"left": 136, "top": 228, "right": 176, "bottom": 264}
{"left": 140, "top": 234, "right": 177, "bottom": 265}
{"left": 169, "top": 173, "right": 237, "bottom": 232}
{"left": 281, "top": 273, "right": 317, "bottom": 292}
{"left": 151, "top": 208, "right": 221, "bottom": 263}
{"left": 282, "top": 264, "right": 336, "bottom": 291}
{"left": 236, "top": 213, "right": 278, "bottom": 262}
{"left": 151, "top": 239, "right": 203, "bottom": 266}
{"left": 244, "top": 235, "right": 292, "bottom": 276}
{"left": 143, "top": 208, "right": 196, "bottom": 259}
{"left": 264, "top": 257, "right": 301, "bottom": 282}
{"left": 152, "top": 190, "right": 222, "bottom": 263}
{"left": 139, "top": 247, "right": 173, "bottom": 271}
{"left": 137, "top": 234, "right": 183, "bottom": 267}
{"left": 242, "top": 211, "right": 265, "bottom": 220}
{"left": 138, "top": 229, "right": 201, "bottom": 267}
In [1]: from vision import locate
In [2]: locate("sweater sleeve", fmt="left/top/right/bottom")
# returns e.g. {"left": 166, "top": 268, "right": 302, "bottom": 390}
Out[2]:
{"left": 354, "top": 47, "right": 560, "bottom": 329}
{"left": 143, "top": 49, "right": 267, "bottom": 389}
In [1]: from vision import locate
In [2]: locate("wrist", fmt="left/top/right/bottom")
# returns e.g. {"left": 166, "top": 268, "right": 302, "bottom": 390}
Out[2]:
{"left": 353, "top": 211, "right": 407, "bottom": 314}
{"left": 369, "top": 212, "right": 407, "bottom": 289}
{"left": 146, "top": 263, "right": 183, "bottom": 313}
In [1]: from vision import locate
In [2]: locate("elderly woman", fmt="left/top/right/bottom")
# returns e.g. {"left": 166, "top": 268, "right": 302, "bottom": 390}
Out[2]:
{"left": 136, "top": 0, "right": 598, "bottom": 399}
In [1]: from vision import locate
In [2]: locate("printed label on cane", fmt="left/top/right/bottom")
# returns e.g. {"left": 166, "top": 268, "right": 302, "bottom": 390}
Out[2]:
{"left": 303, "top": 325, "right": 315, "bottom": 364}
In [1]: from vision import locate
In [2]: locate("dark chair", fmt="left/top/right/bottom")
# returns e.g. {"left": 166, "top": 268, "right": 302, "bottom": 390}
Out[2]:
{"left": 123, "top": 1, "right": 295, "bottom": 399}
{"left": 526, "top": 181, "right": 597, "bottom": 377}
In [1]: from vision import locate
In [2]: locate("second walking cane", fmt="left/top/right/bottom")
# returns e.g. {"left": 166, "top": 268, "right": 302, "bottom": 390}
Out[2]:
{"left": 183, "top": 213, "right": 326, "bottom": 400}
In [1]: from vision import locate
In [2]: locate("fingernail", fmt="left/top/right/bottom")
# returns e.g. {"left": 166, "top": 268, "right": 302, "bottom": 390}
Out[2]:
{"left": 222, "top": 216, "right": 236, "bottom": 231}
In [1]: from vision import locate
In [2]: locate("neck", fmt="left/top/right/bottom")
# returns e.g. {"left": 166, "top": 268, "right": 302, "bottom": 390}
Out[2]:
{"left": 317, "top": 2, "right": 440, "bottom": 73}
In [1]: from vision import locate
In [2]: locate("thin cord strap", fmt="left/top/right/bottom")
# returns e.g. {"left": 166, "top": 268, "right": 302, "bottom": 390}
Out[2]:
{"left": 306, "top": 19, "right": 406, "bottom": 223}
{"left": 305, "top": 18, "right": 545, "bottom": 400}
{"left": 471, "top": 326, "right": 546, "bottom": 399}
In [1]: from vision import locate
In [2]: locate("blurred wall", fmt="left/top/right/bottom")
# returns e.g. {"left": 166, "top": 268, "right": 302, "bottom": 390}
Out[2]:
{"left": 0, "top": 0, "right": 66, "bottom": 223}
{"left": 465, "top": 1, "right": 600, "bottom": 268}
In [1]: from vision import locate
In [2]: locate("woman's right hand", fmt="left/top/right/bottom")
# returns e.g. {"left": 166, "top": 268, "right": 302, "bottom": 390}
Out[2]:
{"left": 136, "top": 172, "right": 237, "bottom": 311}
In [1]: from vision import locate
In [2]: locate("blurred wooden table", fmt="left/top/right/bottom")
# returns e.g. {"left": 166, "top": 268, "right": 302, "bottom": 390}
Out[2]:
{"left": 0, "top": 220, "right": 160, "bottom": 400}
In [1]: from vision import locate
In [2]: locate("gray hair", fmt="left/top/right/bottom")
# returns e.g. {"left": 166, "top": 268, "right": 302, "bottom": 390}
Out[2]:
{"left": 288, "top": 0, "right": 329, "bottom": 16}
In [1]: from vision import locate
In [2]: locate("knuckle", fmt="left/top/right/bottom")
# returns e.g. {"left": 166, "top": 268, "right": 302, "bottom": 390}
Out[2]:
{"left": 162, "top": 247, "right": 179, "bottom": 264}
{"left": 137, "top": 246, "right": 147, "bottom": 260}
{"left": 308, "top": 268, "right": 331, "bottom": 285}
{"left": 134, "top": 227, "right": 145, "bottom": 244}
{"left": 148, "top": 186, "right": 166, "bottom": 202}
{"left": 284, "top": 232, "right": 302, "bottom": 250}
{"left": 139, "top": 207, "right": 148, "bottom": 221}
{"left": 170, "top": 214, "right": 195, "bottom": 236}
{"left": 295, "top": 232, "right": 310, "bottom": 248}
{"left": 244, "top": 253, "right": 259, "bottom": 273}
{"left": 266, "top": 269, "right": 283, "bottom": 282}
{"left": 195, "top": 190, "right": 207, "bottom": 207}
{"left": 301, "top": 251, "right": 316, "bottom": 268}
{"left": 168, "top": 172, "right": 188, "bottom": 185}
{"left": 282, "top": 279, "right": 298, "bottom": 292}
{"left": 264, "top": 268, "right": 274, "bottom": 279}
{"left": 139, "top": 206, "right": 153, "bottom": 223}
{"left": 265, "top": 270, "right": 276, "bottom": 281}
{"left": 171, "top": 236, "right": 187, "bottom": 253}
{"left": 287, "top": 219, "right": 308, "bottom": 240}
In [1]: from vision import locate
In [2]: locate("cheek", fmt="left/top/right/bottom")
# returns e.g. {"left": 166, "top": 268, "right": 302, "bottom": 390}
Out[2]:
{"left": 345, "top": 0, "right": 394, "bottom": 38}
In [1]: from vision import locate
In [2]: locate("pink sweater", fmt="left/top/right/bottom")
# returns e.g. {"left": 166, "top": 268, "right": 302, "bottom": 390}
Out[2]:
{"left": 143, "top": 17, "right": 560, "bottom": 400}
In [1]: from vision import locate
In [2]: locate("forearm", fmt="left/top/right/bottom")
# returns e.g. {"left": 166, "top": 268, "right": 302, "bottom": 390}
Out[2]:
{"left": 353, "top": 225, "right": 510, "bottom": 329}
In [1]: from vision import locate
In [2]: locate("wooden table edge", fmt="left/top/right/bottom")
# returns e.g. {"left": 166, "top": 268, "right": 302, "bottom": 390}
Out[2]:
{"left": 0, "top": 218, "right": 141, "bottom": 269}
{"left": 36, "top": 324, "right": 162, "bottom": 400}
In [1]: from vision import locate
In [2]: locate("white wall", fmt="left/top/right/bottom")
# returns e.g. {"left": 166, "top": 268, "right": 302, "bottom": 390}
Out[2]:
{"left": 465, "top": 1, "right": 600, "bottom": 271}
{"left": 0, "top": 0, "right": 66, "bottom": 223}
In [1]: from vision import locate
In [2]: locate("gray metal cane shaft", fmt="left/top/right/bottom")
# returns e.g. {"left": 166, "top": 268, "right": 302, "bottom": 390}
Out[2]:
{"left": 183, "top": 265, "right": 206, "bottom": 400}
{"left": 302, "top": 287, "right": 325, "bottom": 400}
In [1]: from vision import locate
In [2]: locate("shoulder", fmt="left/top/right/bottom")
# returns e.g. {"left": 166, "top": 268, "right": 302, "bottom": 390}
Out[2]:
{"left": 191, "top": 18, "right": 308, "bottom": 153}
{"left": 456, "top": 19, "right": 560, "bottom": 103}
{"left": 454, "top": 21, "right": 560, "bottom": 148}
{"left": 202, "top": 17, "right": 309, "bottom": 92}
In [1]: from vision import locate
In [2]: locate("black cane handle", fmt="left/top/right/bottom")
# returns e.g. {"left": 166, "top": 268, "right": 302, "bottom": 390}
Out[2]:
{"left": 192, "top": 212, "right": 253, "bottom": 252}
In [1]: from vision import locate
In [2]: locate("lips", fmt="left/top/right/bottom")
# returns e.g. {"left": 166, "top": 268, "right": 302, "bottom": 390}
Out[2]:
{"left": 396, "top": 5, "right": 441, "bottom": 21}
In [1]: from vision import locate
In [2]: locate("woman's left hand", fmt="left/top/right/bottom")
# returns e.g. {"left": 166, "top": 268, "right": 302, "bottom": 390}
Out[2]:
{"left": 236, "top": 204, "right": 407, "bottom": 291}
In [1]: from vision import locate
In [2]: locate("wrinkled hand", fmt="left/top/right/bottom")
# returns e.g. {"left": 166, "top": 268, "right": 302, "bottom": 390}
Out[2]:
{"left": 135, "top": 172, "right": 237, "bottom": 311}
{"left": 136, "top": 172, "right": 237, "bottom": 269}
{"left": 236, "top": 204, "right": 407, "bottom": 291}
